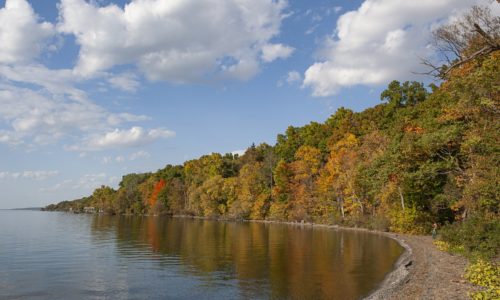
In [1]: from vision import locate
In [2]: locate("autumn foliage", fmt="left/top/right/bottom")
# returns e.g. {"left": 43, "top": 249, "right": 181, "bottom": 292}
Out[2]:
{"left": 149, "top": 179, "right": 166, "bottom": 208}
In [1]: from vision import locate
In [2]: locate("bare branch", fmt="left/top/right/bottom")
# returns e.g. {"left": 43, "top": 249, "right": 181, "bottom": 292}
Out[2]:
{"left": 420, "top": 6, "right": 500, "bottom": 79}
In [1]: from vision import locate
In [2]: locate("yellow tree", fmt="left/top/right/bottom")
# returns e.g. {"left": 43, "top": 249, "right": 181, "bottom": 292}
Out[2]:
{"left": 230, "top": 162, "right": 268, "bottom": 219}
{"left": 269, "top": 159, "right": 292, "bottom": 220}
{"left": 199, "top": 175, "right": 225, "bottom": 217}
{"left": 92, "top": 185, "right": 116, "bottom": 213}
{"left": 317, "top": 134, "right": 362, "bottom": 219}
{"left": 289, "top": 145, "right": 321, "bottom": 221}
{"left": 184, "top": 153, "right": 224, "bottom": 214}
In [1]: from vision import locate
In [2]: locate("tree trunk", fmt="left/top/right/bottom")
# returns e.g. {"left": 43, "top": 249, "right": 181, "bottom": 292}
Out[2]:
{"left": 462, "top": 208, "right": 468, "bottom": 220}
{"left": 338, "top": 196, "right": 345, "bottom": 218}
{"left": 353, "top": 193, "right": 364, "bottom": 215}
{"left": 398, "top": 186, "right": 405, "bottom": 212}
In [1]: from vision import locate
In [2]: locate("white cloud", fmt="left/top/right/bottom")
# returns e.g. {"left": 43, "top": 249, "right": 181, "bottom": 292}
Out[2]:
{"left": 102, "top": 150, "right": 150, "bottom": 164}
{"left": 0, "top": 0, "right": 55, "bottom": 64}
{"left": 0, "top": 170, "right": 58, "bottom": 180}
{"left": 57, "top": 0, "right": 290, "bottom": 82}
{"left": 0, "top": 64, "right": 82, "bottom": 97}
{"left": 0, "top": 130, "right": 22, "bottom": 146}
{"left": 70, "top": 126, "right": 175, "bottom": 151}
{"left": 277, "top": 70, "right": 302, "bottom": 87}
{"left": 305, "top": 24, "right": 319, "bottom": 35}
{"left": 73, "top": 173, "right": 108, "bottom": 189}
{"left": 0, "top": 83, "right": 148, "bottom": 146}
{"left": 286, "top": 71, "right": 301, "bottom": 85}
{"left": 303, "top": 0, "right": 481, "bottom": 97}
{"left": 129, "top": 150, "right": 150, "bottom": 160}
{"left": 41, "top": 173, "right": 118, "bottom": 192}
{"left": 261, "top": 43, "right": 295, "bottom": 62}
{"left": 108, "top": 72, "right": 140, "bottom": 92}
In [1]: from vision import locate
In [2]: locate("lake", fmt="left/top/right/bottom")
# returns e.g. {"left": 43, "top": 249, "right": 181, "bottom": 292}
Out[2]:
{"left": 0, "top": 210, "right": 403, "bottom": 299}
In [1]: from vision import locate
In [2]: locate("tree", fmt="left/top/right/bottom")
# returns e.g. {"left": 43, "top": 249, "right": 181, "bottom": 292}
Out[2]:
{"left": 148, "top": 179, "right": 166, "bottom": 211}
{"left": 425, "top": 5, "right": 500, "bottom": 78}
{"left": 199, "top": 175, "right": 226, "bottom": 216}
{"left": 92, "top": 185, "right": 116, "bottom": 213}
{"left": 381, "top": 80, "right": 428, "bottom": 108}
{"left": 269, "top": 159, "right": 292, "bottom": 220}
{"left": 289, "top": 145, "right": 321, "bottom": 221}
{"left": 318, "top": 134, "right": 361, "bottom": 220}
{"left": 229, "top": 162, "right": 268, "bottom": 219}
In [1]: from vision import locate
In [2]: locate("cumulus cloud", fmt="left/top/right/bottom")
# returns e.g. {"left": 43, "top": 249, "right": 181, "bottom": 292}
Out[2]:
{"left": 57, "top": 0, "right": 291, "bottom": 82}
{"left": 261, "top": 43, "right": 295, "bottom": 62}
{"left": 0, "top": 0, "right": 55, "bottom": 64}
{"left": 303, "top": 0, "right": 483, "bottom": 97}
{"left": 0, "top": 83, "right": 149, "bottom": 146}
{"left": 0, "top": 170, "right": 58, "bottom": 180}
{"left": 0, "top": 0, "right": 146, "bottom": 140}
{"left": 69, "top": 126, "right": 175, "bottom": 151}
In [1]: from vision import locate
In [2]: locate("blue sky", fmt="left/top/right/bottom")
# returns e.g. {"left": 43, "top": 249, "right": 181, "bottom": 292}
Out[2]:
{"left": 0, "top": 0, "right": 492, "bottom": 208}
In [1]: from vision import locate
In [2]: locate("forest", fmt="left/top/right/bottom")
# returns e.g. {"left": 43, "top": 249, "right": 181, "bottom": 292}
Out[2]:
{"left": 45, "top": 6, "right": 499, "bottom": 260}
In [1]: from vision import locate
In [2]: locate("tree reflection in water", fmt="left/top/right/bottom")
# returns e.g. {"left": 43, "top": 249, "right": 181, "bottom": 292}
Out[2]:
{"left": 90, "top": 215, "right": 403, "bottom": 299}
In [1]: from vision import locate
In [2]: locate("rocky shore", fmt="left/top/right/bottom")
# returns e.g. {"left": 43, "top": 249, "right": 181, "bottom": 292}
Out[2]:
{"left": 367, "top": 235, "right": 476, "bottom": 300}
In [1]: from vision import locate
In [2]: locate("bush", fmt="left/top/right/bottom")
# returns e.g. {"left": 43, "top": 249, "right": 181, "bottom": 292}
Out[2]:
{"left": 433, "top": 240, "right": 464, "bottom": 253}
{"left": 465, "top": 259, "right": 499, "bottom": 300}
{"left": 388, "top": 206, "right": 427, "bottom": 234}
{"left": 369, "top": 215, "right": 391, "bottom": 232}
{"left": 439, "top": 215, "right": 500, "bottom": 260}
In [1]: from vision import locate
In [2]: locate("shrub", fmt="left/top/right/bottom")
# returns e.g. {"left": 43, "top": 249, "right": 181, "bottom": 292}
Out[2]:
{"left": 388, "top": 206, "right": 427, "bottom": 234}
{"left": 369, "top": 215, "right": 391, "bottom": 232}
{"left": 439, "top": 215, "right": 500, "bottom": 260}
{"left": 465, "top": 260, "right": 499, "bottom": 300}
{"left": 434, "top": 240, "right": 450, "bottom": 252}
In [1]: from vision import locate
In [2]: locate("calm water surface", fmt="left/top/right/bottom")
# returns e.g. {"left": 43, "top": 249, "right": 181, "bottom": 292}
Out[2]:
{"left": 0, "top": 210, "right": 403, "bottom": 299}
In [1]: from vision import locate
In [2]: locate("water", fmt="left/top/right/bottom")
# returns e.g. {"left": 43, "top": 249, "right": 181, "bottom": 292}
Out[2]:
{"left": 0, "top": 210, "right": 403, "bottom": 299}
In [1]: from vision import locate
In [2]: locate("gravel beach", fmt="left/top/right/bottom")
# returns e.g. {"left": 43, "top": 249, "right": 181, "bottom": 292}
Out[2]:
{"left": 368, "top": 235, "right": 476, "bottom": 300}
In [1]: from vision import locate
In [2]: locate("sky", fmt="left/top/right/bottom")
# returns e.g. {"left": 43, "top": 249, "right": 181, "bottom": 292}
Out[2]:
{"left": 0, "top": 0, "right": 496, "bottom": 209}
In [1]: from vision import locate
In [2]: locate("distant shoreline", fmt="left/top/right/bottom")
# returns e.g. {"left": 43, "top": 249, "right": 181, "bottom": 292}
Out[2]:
{"left": 5, "top": 207, "right": 42, "bottom": 211}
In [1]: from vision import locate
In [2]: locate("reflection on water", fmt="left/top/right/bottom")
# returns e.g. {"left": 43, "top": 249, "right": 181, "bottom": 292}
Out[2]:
{"left": 0, "top": 211, "right": 403, "bottom": 299}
